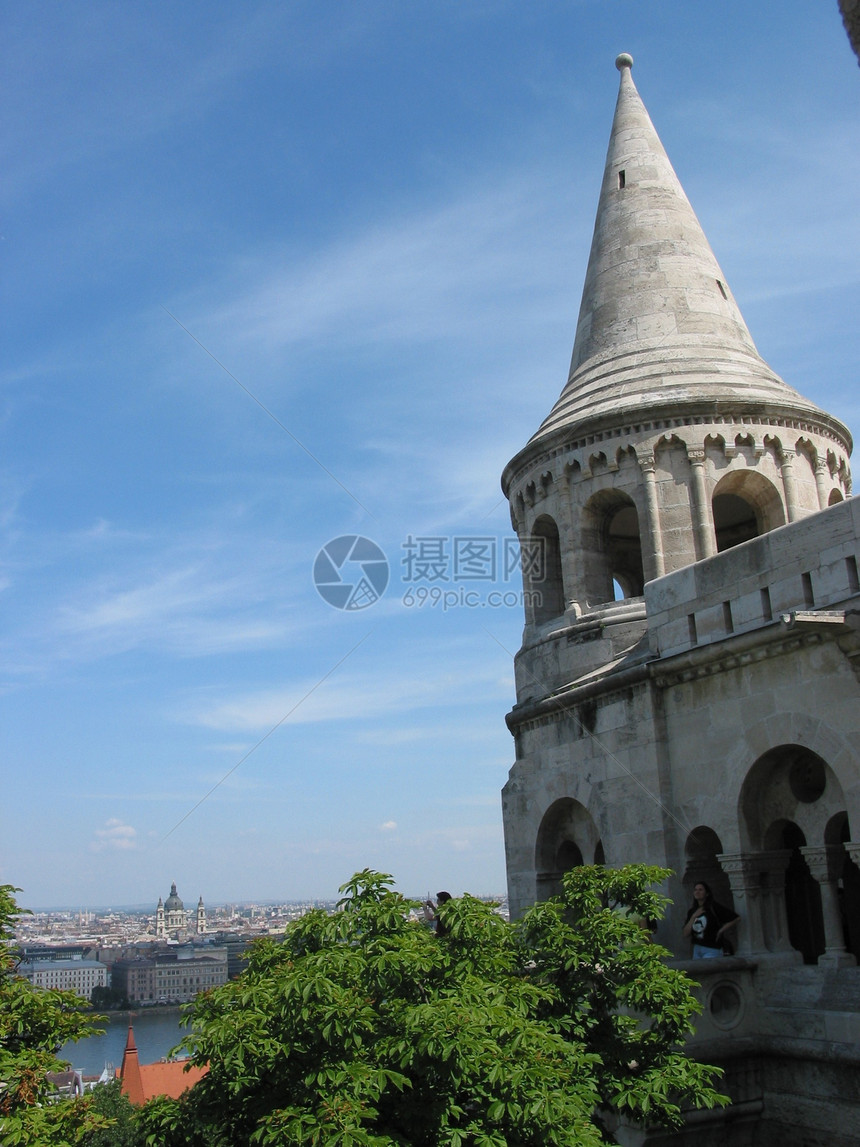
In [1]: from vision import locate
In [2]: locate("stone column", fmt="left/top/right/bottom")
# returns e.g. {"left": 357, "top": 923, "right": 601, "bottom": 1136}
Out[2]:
{"left": 687, "top": 450, "right": 717, "bottom": 560}
{"left": 779, "top": 449, "right": 800, "bottom": 522}
{"left": 813, "top": 457, "right": 830, "bottom": 511}
{"left": 637, "top": 453, "right": 665, "bottom": 579}
{"left": 800, "top": 846, "right": 856, "bottom": 968}
{"left": 718, "top": 850, "right": 800, "bottom": 962}
{"left": 555, "top": 469, "right": 585, "bottom": 613}
{"left": 756, "top": 849, "right": 795, "bottom": 956}
{"left": 717, "top": 852, "right": 767, "bottom": 957}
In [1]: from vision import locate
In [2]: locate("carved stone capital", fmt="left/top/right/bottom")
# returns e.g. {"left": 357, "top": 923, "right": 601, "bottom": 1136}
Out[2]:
{"left": 718, "top": 851, "right": 761, "bottom": 891}
{"left": 799, "top": 845, "right": 843, "bottom": 884}
{"left": 718, "top": 850, "right": 791, "bottom": 894}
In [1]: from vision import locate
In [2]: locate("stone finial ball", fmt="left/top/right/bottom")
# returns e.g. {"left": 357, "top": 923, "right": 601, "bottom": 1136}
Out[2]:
{"left": 615, "top": 53, "right": 634, "bottom": 71}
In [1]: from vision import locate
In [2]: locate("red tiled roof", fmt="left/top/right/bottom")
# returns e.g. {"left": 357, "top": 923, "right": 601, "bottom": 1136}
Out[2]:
{"left": 119, "top": 1024, "right": 208, "bottom": 1105}
{"left": 135, "top": 1059, "right": 208, "bottom": 1102}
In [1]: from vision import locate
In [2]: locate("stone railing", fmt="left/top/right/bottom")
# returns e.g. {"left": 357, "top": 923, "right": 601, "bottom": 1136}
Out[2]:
{"left": 644, "top": 497, "right": 860, "bottom": 659}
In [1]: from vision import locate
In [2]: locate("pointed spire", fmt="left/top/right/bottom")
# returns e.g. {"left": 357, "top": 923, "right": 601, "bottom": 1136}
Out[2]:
{"left": 529, "top": 54, "right": 842, "bottom": 447}
{"left": 120, "top": 1025, "right": 145, "bottom": 1106}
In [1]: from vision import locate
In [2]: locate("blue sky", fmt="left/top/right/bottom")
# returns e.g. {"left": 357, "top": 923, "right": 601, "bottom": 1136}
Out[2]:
{"left": 3, "top": 2, "right": 858, "bottom": 909}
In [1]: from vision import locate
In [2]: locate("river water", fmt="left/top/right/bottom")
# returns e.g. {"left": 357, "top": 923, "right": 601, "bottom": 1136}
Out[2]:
{"left": 60, "top": 1009, "right": 188, "bottom": 1077}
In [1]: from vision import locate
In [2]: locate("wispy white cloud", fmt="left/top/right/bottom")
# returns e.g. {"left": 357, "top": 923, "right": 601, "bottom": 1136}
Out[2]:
{"left": 60, "top": 567, "right": 221, "bottom": 633}
{"left": 90, "top": 818, "right": 137, "bottom": 852}
{"left": 184, "top": 164, "right": 583, "bottom": 363}
{"left": 56, "top": 574, "right": 294, "bottom": 659}
{"left": 180, "top": 661, "right": 510, "bottom": 733}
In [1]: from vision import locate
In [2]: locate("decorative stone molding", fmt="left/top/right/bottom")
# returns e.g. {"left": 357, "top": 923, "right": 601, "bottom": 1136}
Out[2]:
{"left": 652, "top": 632, "right": 821, "bottom": 690}
{"left": 502, "top": 412, "right": 850, "bottom": 495}
{"left": 801, "top": 845, "right": 844, "bottom": 884}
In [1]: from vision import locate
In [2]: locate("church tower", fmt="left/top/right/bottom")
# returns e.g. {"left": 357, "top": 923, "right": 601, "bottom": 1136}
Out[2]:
{"left": 196, "top": 895, "right": 206, "bottom": 935}
{"left": 502, "top": 57, "right": 860, "bottom": 1140}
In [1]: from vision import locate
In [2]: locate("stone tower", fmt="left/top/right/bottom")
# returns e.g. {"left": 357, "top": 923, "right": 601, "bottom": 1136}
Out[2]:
{"left": 196, "top": 895, "right": 206, "bottom": 935}
{"left": 502, "top": 56, "right": 860, "bottom": 1144}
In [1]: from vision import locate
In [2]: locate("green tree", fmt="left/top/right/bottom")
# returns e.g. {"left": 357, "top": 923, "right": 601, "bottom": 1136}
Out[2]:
{"left": 0, "top": 884, "right": 108, "bottom": 1145}
{"left": 90, "top": 986, "right": 131, "bottom": 1013}
{"left": 81, "top": 1079, "right": 144, "bottom": 1147}
{"left": 137, "top": 868, "right": 726, "bottom": 1146}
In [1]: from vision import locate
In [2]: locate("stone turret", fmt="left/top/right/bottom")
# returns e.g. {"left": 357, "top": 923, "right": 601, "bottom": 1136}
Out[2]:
{"left": 503, "top": 55, "right": 851, "bottom": 705}
{"left": 500, "top": 57, "right": 860, "bottom": 1142}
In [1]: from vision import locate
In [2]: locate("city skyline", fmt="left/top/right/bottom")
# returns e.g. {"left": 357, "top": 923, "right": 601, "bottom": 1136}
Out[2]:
{"left": 3, "top": 3, "right": 859, "bottom": 907}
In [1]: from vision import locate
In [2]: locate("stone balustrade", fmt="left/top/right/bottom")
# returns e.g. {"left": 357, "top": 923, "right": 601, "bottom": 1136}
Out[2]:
{"left": 645, "top": 497, "right": 860, "bottom": 659}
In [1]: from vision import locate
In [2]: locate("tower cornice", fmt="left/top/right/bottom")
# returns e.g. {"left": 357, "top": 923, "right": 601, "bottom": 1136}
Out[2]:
{"left": 503, "top": 405, "right": 852, "bottom": 497}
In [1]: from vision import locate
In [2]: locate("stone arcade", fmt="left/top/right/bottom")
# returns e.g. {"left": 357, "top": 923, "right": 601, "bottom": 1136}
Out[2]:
{"left": 501, "top": 56, "right": 860, "bottom": 1146}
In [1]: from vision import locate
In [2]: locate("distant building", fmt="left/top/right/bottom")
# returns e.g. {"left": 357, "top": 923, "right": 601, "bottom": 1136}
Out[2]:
{"left": 207, "top": 931, "right": 259, "bottom": 979}
{"left": 17, "top": 956, "right": 107, "bottom": 1000}
{"left": 45, "top": 1069, "right": 84, "bottom": 1100}
{"left": 112, "top": 946, "right": 228, "bottom": 1005}
{"left": 18, "top": 943, "right": 89, "bottom": 962}
{"left": 155, "top": 883, "right": 206, "bottom": 938}
{"left": 118, "top": 1025, "right": 207, "bottom": 1105}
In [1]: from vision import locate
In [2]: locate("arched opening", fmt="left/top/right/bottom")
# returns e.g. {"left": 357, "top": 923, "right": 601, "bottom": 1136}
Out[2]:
{"left": 683, "top": 826, "right": 733, "bottom": 911}
{"left": 713, "top": 492, "right": 758, "bottom": 549}
{"left": 712, "top": 470, "right": 785, "bottom": 552}
{"left": 535, "top": 798, "right": 600, "bottom": 902}
{"left": 607, "top": 502, "right": 644, "bottom": 597}
{"left": 582, "top": 490, "right": 644, "bottom": 605}
{"left": 741, "top": 745, "right": 845, "bottom": 963}
{"left": 529, "top": 515, "right": 565, "bottom": 624}
{"left": 763, "top": 820, "right": 824, "bottom": 965}
{"left": 829, "top": 488, "right": 844, "bottom": 506}
{"left": 555, "top": 840, "right": 584, "bottom": 871}
{"left": 741, "top": 745, "right": 840, "bottom": 849}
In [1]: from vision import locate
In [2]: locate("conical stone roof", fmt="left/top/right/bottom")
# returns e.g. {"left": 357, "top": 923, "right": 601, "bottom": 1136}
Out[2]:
{"left": 518, "top": 54, "right": 850, "bottom": 464}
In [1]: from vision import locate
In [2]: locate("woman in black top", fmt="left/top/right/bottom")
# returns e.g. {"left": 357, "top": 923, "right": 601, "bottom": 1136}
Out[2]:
{"left": 683, "top": 881, "right": 739, "bottom": 958}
